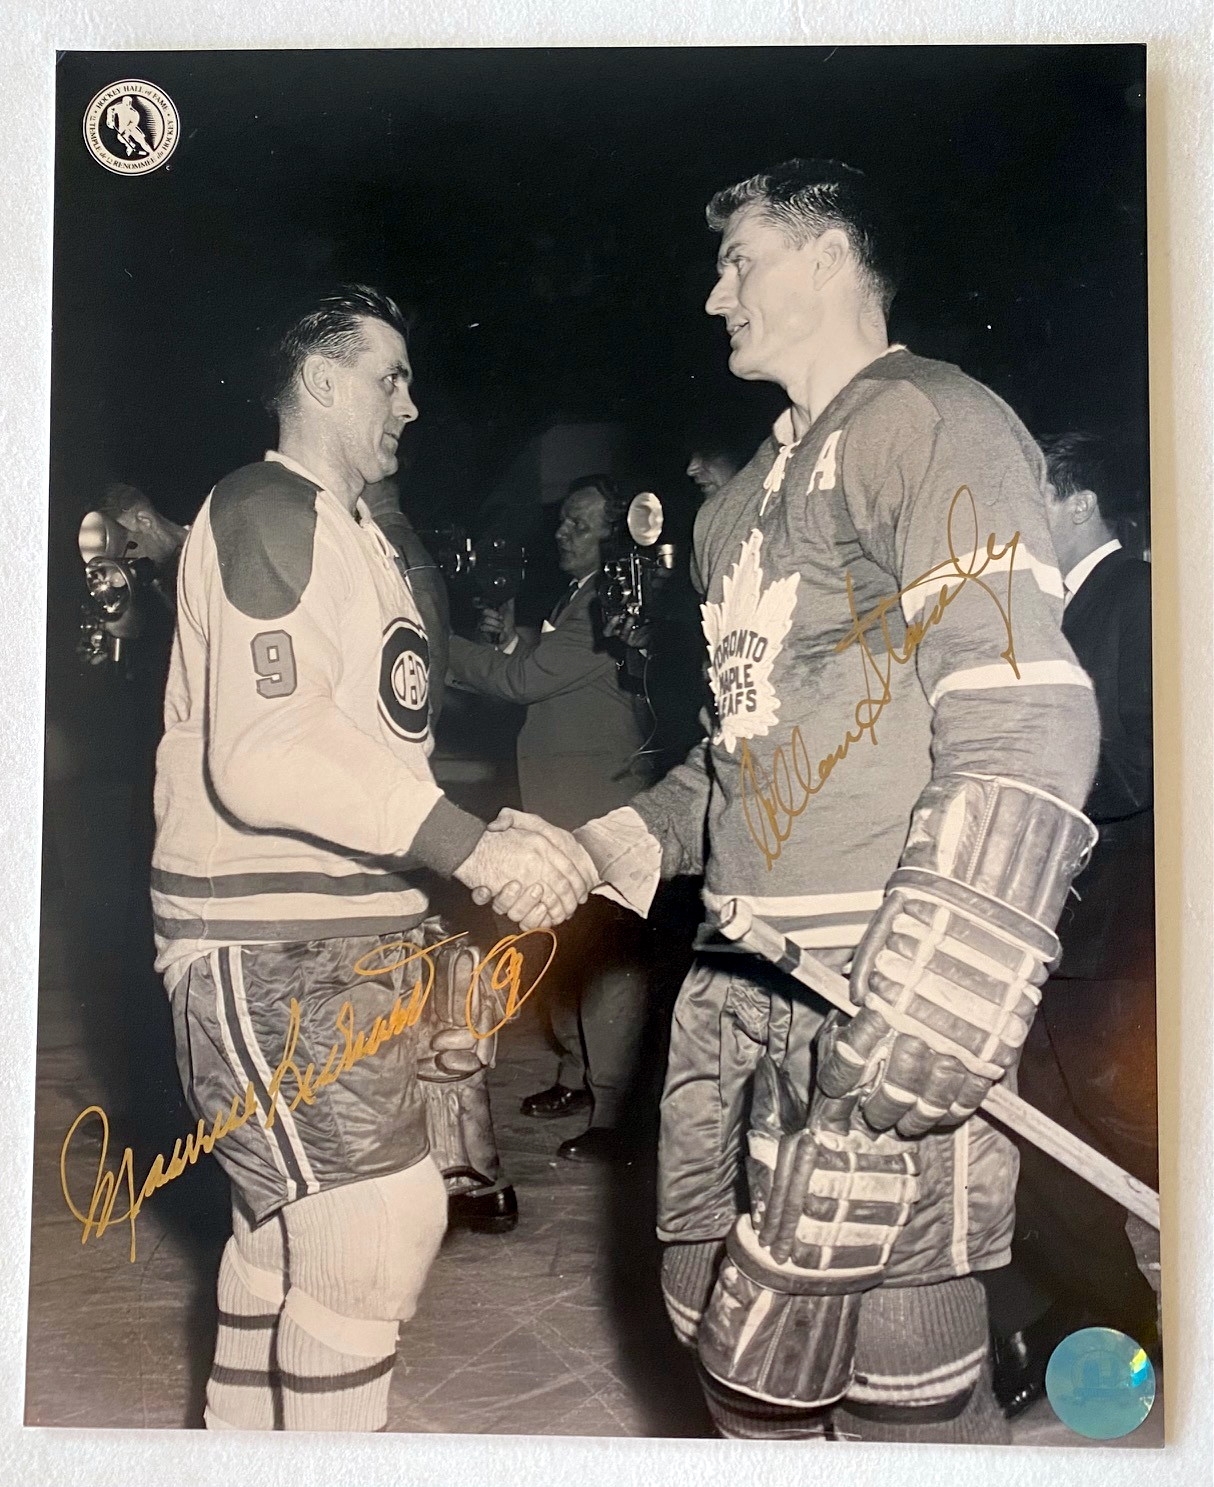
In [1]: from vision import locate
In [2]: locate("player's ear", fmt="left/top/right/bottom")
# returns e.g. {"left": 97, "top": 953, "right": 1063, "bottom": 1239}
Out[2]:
{"left": 1073, "top": 487, "right": 1099, "bottom": 525}
{"left": 810, "top": 227, "right": 850, "bottom": 290}
{"left": 299, "top": 352, "right": 337, "bottom": 409}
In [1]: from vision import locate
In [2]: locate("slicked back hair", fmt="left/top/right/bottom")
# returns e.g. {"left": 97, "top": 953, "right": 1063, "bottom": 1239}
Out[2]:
{"left": 263, "top": 284, "right": 411, "bottom": 416}
{"left": 706, "top": 158, "right": 903, "bottom": 316}
{"left": 1040, "top": 431, "right": 1110, "bottom": 510}
{"left": 686, "top": 423, "right": 761, "bottom": 476}
{"left": 99, "top": 482, "right": 152, "bottom": 521}
{"left": 565, "top": 474, "right": 628, "bottom": 535}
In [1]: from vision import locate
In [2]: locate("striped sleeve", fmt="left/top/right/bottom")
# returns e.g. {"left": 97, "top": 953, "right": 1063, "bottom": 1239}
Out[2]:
{"left": 841, "top": 383, "right": 1100, "bottom": 808}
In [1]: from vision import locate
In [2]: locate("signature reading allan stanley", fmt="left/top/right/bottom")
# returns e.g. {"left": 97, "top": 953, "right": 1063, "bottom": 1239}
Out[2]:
{"left": 740, "top": 485, "right": 1022, "bottom": 869}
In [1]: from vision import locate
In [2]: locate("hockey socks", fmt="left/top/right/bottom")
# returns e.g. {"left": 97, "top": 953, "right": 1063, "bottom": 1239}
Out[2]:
{"left": 661, "top": 1238, "right": 727, "bottom": 1348}
{"left": 833, "top": 1276, "right": 1009, "bottom": 1444}
{"left": 274, "top": 1158, "right": 447, "bottom": 1431}
{"left": 277, "top": 1290, "right": 399, "bottom": 1432}
{"left": 205, "top": 1235, "right": 285, "bottom": 1430}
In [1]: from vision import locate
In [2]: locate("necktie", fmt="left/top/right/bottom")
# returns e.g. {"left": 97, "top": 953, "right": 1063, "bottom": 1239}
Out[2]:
{"left": 549, "top": 581, "right": 581, "bottom": 624}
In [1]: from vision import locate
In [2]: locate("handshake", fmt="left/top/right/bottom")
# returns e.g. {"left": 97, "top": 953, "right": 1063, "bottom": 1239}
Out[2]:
{"left": 454, "top": 808, "right": 602, "bottom": 932}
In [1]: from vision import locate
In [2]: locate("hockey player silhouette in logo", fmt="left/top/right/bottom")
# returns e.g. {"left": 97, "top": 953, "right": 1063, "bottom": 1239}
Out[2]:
{"left": 106, "top": 96, "right": 152, "bottom": 157}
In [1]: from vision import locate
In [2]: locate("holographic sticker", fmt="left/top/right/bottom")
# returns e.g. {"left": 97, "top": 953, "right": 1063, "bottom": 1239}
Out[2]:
{"left": 1045, "top": 1327, "right": 1157, "bottom": 1439}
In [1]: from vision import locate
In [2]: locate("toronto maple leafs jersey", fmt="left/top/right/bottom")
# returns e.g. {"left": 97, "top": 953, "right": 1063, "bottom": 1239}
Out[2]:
{"left": 629, "top": 348, "right": 1100, "bottom": 950}
{"left": 151, "top": 452, "right": 485, "bottom": 987}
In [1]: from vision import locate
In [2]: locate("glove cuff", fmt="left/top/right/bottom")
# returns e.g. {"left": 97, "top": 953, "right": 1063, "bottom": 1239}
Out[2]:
{"left": 699, "top": 1217, "right": 865, "bottom": 1407}
{"left": 899, "top": 773, "right": 1097, "bottom": 935}
{"left": 728, "top": 1212, "right": 888, "bottom": 1297}
{"left": 573, "top": 807, "right": 661, "bottom": 917}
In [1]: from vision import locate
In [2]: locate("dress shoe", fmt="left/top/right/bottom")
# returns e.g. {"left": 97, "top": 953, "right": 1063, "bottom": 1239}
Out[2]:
{"left": 557, "top": 1127, "right": 624, "bottom": 1164}
{"left": 992, "top": 1301, "right": 1090, "bottom": 1419}
{"left": 447, "top": 1184, "right": 519, "bottom": 1234}
{"left": 520, "top": 1083, "right": 592, "bottom": 1120}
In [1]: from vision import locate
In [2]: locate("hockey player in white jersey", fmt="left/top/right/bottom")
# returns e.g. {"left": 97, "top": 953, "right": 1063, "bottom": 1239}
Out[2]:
{"left": 555, "top": 162, "right": 1102, "bottom": 1442}
{"left": 152, "top": 285, "right": 597, "bottom": 1431}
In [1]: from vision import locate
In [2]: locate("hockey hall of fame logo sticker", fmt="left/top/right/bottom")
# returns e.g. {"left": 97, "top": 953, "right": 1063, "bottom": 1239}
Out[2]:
{"left": 1045, "top": 1326, "right": 1157, "bottom": 1439}
{"left": 83, "top": 80, "right": 179, "bottom": 176}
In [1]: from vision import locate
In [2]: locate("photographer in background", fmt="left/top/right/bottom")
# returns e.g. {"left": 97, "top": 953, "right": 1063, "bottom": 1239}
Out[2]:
{"left": 98, "top": 481, "right": 189, "bottom": 616}
{"left": 685, "top": 440, "right": 743, "bottom": 503}
{"left": 45, "top": 477, "right": 201, "bottom": 1198}
{"left": 448, "top": 475, "right": 654, "bottom": 1162}
{"left": 76, "top": 482, "right": 189, "bottom": 693}
{"left": 684, "top": 404, "right": 773, "bottom": 505}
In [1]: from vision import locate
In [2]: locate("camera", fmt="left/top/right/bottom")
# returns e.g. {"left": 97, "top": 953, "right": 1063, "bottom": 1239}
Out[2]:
{"left": 76, "top": 510, "right": 145, "bottom": 668}
{"left": 415, "top": 527, "right": 527, "bottom": 610}
{"left": 599, "top": 491, "right": 677, "bottom": 638}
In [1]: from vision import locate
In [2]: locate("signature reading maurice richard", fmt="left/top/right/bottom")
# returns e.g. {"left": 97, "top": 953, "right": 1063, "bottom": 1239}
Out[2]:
{"left": 740, "top": 485, "right": 1022, "bottom": 870}
{"left": 60, "top": 928, "right": 555, "bottom": 1262}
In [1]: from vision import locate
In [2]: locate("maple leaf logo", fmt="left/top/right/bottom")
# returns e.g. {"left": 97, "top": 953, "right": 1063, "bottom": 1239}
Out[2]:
{"left": 701, "top": 530, "right": 800, "bottom": 752}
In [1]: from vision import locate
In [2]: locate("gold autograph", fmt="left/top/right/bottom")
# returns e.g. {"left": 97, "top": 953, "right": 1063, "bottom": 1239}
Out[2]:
{"left": 351, "top": 927, "right": 557, "bottom": 1040}
{"left": 467, "top": 930, "right": 558, "bottom": 1039}
{"left": 740, "top": 486, "right": 1021, "bottom": 870}
{"left": 60, "top": 929, "right": 556, "bottom": 1261}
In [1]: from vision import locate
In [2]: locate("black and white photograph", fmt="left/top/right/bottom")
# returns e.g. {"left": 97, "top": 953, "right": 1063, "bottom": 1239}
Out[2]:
{"left": 27, "top": 41, "right": 1168, "bottom": 1452}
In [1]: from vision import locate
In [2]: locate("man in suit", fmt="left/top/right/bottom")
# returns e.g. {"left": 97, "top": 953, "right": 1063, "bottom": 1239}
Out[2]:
{"left": 448, "top": 476, "right": 654, "bottom": 1161}
{"left": 987, "top": 430, "right": 1159, "bottom": 1415}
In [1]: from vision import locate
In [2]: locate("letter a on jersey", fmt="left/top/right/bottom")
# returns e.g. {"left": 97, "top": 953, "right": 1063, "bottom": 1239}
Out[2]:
{"left": 806, "top": 428, "right": 841, "bottom": 493}
{"left": 701, "top": 530, "right": 799, "bottom": 753}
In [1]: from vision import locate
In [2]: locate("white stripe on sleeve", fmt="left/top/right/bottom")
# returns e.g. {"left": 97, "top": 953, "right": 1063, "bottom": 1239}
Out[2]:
{"left": 928, "top": 659, "right": 1093, "bottom": 707}
{"left": 901, "top": 544, "right": 1064, "bottom": 622}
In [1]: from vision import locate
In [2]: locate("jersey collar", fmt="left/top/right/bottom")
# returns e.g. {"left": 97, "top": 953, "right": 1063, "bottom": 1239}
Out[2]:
{"left": 770, "top": 343, "right": 909, "bottom": 448}
{"left": 265, "top": 450, "right": 377, "bottom": 525}
{"left": 264, "top": 448, "right": 327, "bottom": 489}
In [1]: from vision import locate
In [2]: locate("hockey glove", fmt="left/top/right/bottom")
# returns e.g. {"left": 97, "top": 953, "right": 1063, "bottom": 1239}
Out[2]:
{"left": 818, "top": 773, "right": 1097, "bottom": 1139}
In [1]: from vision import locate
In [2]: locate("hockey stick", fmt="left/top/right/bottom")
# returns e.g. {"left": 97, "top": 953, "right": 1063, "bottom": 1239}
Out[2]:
{"left": 713, "top": 898, "right": 1161, "bottom": 1231}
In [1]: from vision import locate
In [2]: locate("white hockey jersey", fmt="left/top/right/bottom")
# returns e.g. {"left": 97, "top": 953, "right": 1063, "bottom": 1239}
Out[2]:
{"left": 151, "top": 451, "right": 484, "bottom": 986}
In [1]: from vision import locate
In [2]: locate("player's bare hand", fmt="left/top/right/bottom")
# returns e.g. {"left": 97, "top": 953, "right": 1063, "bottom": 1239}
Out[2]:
{"left": 485, "top": 808, "right": 597, "bottom": 889}
{"left": 475, "top": 879, "right": 565, "bottom": 932}
{"left": 455, "top": 820, "right": 595, "bottom": 927}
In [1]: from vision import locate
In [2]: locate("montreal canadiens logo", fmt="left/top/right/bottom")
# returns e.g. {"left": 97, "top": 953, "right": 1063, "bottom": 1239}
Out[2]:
{"left": 379, "top": 619, "right": 430, "bottom": 741}
{"left": 83, "top": 80, "right": 179, "bottom": 176}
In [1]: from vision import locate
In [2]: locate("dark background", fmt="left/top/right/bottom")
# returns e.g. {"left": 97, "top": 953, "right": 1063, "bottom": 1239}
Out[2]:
{"left": 48, "top": 44, "right": 1148, "bottom": 672}
{"left": 34, "top": 51, "right": 1153, "bottom": 1426}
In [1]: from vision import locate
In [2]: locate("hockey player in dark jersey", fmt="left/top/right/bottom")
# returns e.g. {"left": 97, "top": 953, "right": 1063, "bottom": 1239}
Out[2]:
{"left": 529, "top": 161, "right": 1102, "bottom": 1442}
{"left": 153, "top": 286, "right": 597, "bottom": 1431}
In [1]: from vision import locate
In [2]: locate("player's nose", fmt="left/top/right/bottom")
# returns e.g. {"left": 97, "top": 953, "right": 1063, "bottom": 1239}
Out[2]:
{"left": 705, "top": 274, "right": 733, "bottom": 317}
